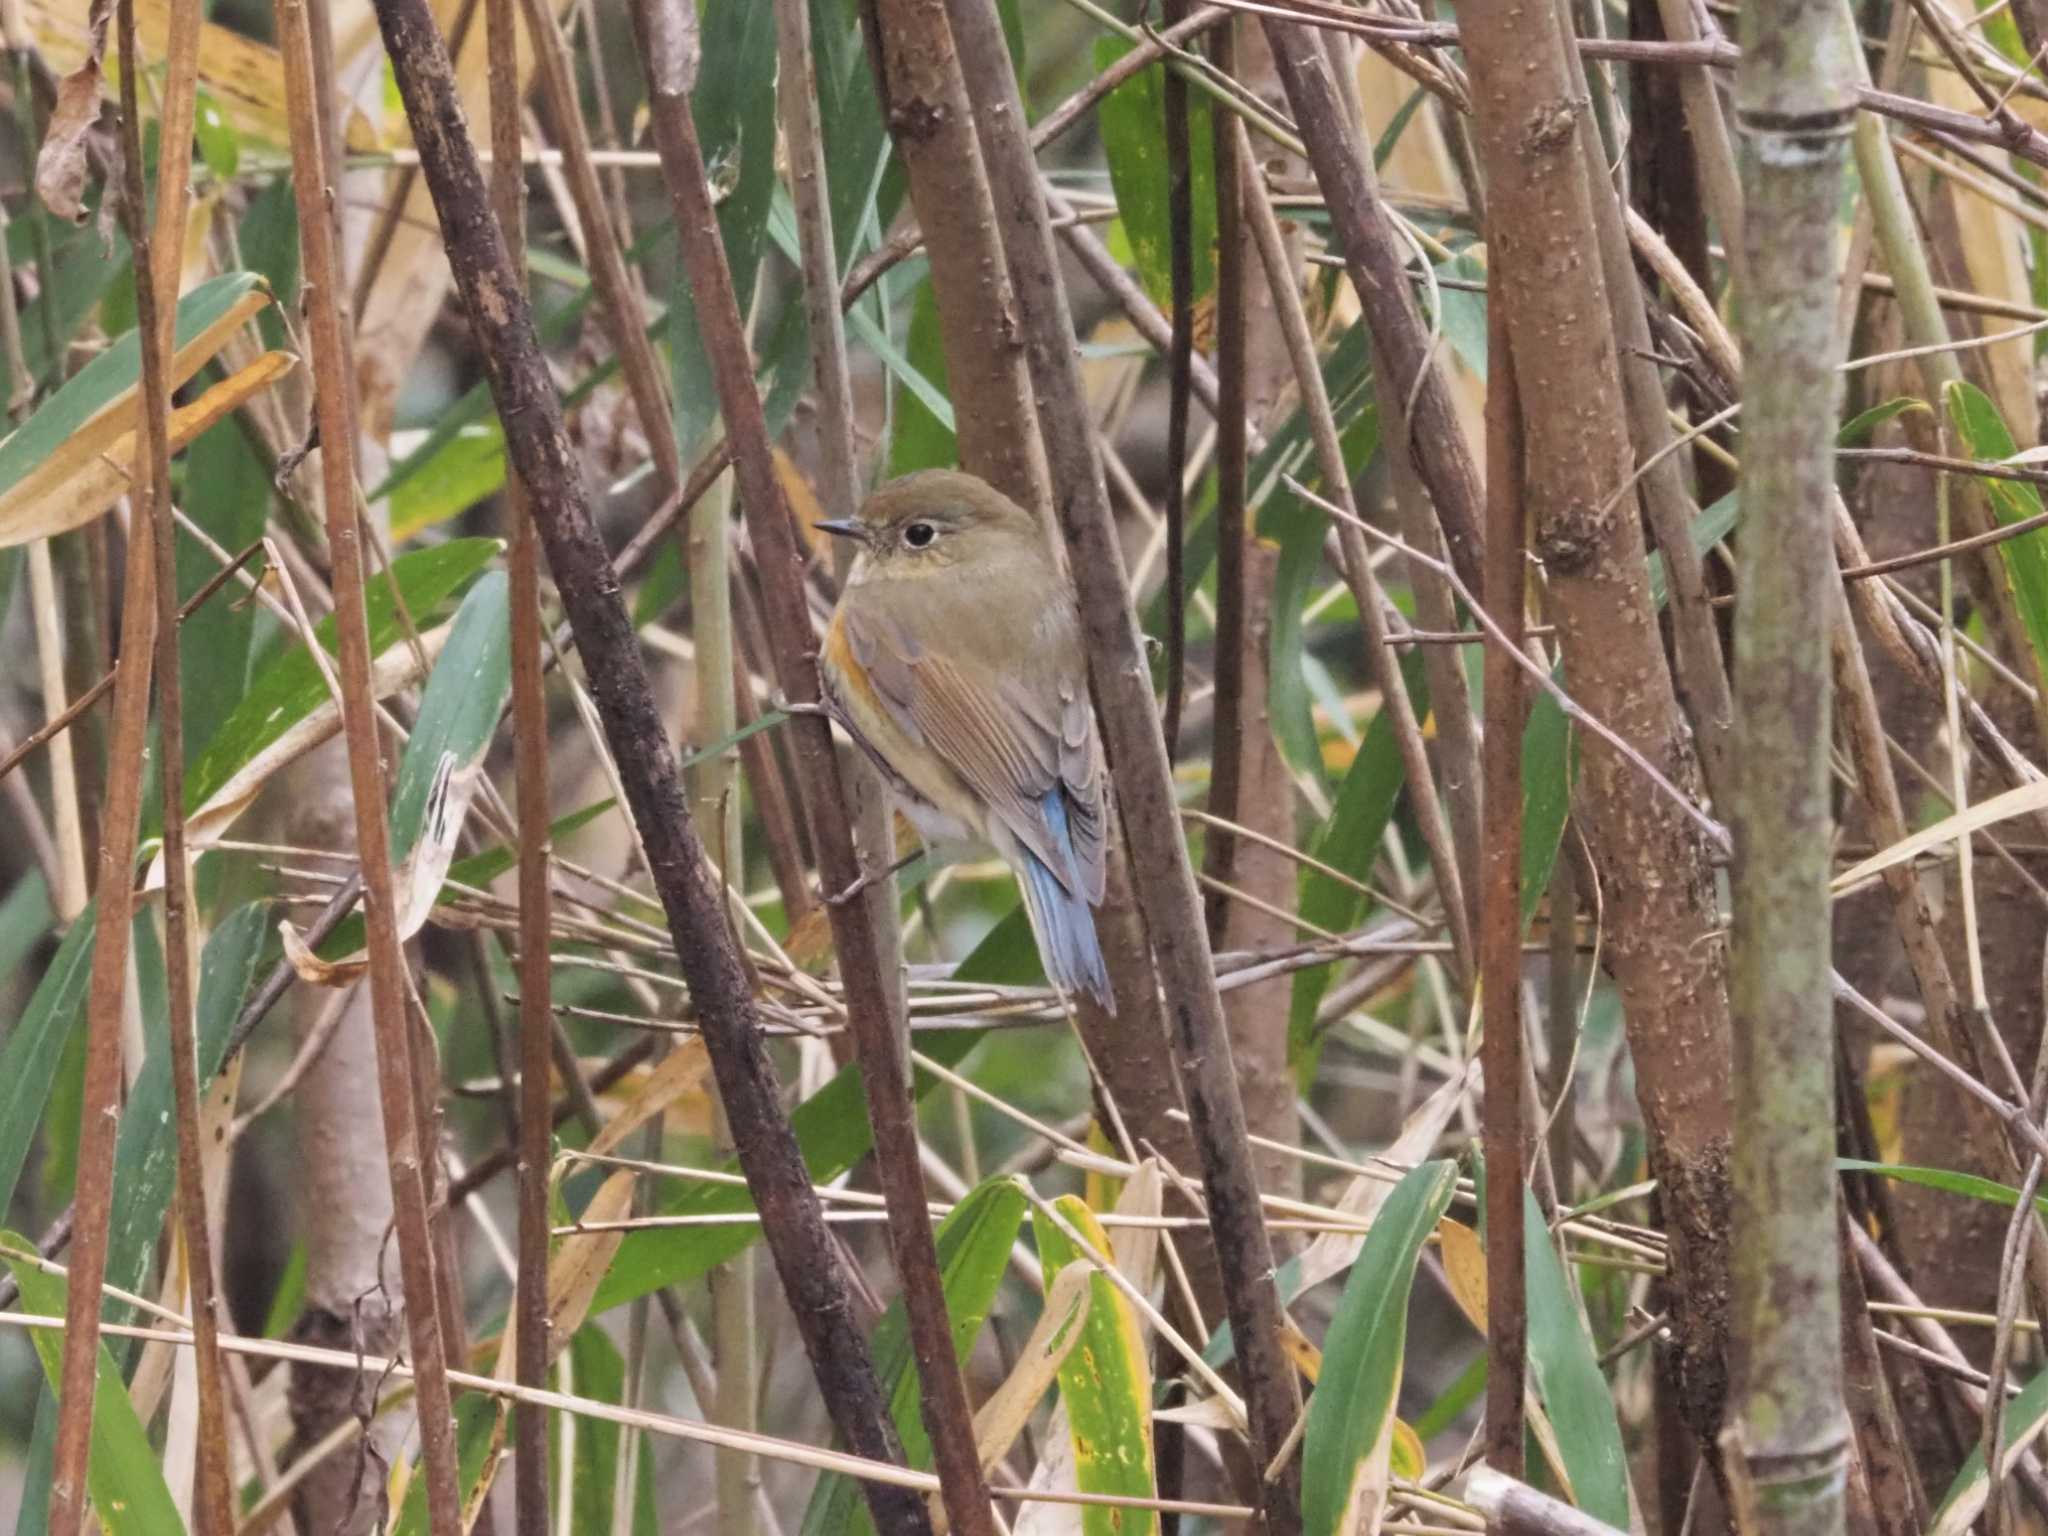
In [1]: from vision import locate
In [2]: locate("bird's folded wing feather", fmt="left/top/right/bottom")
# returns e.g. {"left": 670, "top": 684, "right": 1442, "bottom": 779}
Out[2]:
{"left": 845, "top": 606, "right": 1106, "bottom": 901}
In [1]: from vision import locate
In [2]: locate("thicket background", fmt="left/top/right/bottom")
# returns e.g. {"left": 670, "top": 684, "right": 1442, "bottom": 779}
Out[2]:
{"left": 4, "top": 0, "right": 2048, "bottom": 1533}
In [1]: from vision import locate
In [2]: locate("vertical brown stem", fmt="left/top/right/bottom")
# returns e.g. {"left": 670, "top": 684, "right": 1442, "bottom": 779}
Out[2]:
{"left": 119, "top": 0, "right": 234, "bottom": 1526}
{"left": 862, "top": 0, "right": 1051, "bottom": 515}
{"left": 1260, "top": 21, "right": 1485, "bottom": 594}
{"left": 1160, "top": 0, "right": 1195, "bottom": 760}
{"left": 483, "top": 0, "right": 553, "bottom": 1527}
{"left": 938, "top": 1, "right": 1303, "bottom": 1526}
{"left": 275, "top": 0, "right": 463, "bottom": 1525}
{"left": 632, "top": 6, "right": 990, "bottom": 1528}
{"left": 1481, "top": 286, "right": 1528, "bottom": 1478}
{"left": 50, "top": 2, "right": 195, "bottom": 1526}
{"left": 1457, "top": 0, "right": 1734, "bottom": 1452}
{"left": 1202, "top": 14, "right": 1249, "bottom": 940}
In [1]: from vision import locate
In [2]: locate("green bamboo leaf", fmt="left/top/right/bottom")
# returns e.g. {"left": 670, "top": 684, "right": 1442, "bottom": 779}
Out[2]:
{"left": 1838, "top": 1157, "right": 2048, "bottom": 1217}
{"left": 185, "top": 537, "right": 501, "bottom": 816}
{"left": 386, "top": 571, "right": 511, "bottom": 866}
{"left": 952, "top": 902, "right": 1037, "bottom": 988}
{"left": 1942, "top": 380, "right": 2048, "bottom": 683}
{"left": 562, "top": 1325, "right": 659, "bottom": 1536}
{"left": 670, "top": 0, "right": 778, "bottom": 459}
{"left": 1522, "top": 1187, "right": 1631, "bottom": 1526}
{"left": 887, "top": 274, "right": 958, "bottom": 476}
{"left": 1031, "top": 1196, "right": 1157, "bottom": 1536}
{"left": 4, "top": 1234, "right": 186, "bottom": 1536}
{"left": 1302, "top": 1160, "right": 1457, "bottom": 1536}
{"left": 1931, "top": 1364, "right": 2048, "bottom": 1534}
{"left": 1094, "top": 36, "right": 1217, "bottom": 308}
{"left": 0, "top": 272, "right": 265, "bottom": 507}
{"left": 105, "top": 904, "right": 270, "bottom": 1332}
{"left": 1837, "top": 395, "right": 1927, "bottom": 447}
{"left": 193, "top": 89, "right": 240, "bottom": 180}
{"left": 0, "top": 906, "right": 97, "bottom": 1218}
{"left": 590, "top": 1027, "right": 990, "bottom": 1311}
{"left": 1519, "top": 689, "right": 1573, "bottom": 929}
{"left": 391, "top": 1394, "right": 502, "bottom": 1536}
{"left": 177, "top": 413, "right": 274, "bottom": 771}
{"left": 800, "top": 1176, "right": 1030, "bottom": 1536}
{"left": 388, "top": 421, "right": 507, "bottom": 541}
{"left": 0, "top": 871, "right": 51, "bottom": 985}
{"left": 16, "top": 197, "right": 128, "bottom": 387}
{"left": 1262, "top": 409, "right": 1381, "bottom": 783}
{"left": 1288, "top": 652, "right": 1430, "bottom": 1071}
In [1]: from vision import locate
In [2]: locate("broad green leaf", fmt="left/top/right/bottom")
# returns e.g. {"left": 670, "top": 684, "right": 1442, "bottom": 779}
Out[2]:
{"left": 0, "top": 870, "right": 52, "bottom": 984}
{"left": 591, "top": 1026, "right": 989, "bottom": 1311}
{"left": 14, "top": 195, "right": 127, "bottom": 388}
{"left": 670, "top": 0, "right": 779, "bottom": 460}
{"left": 0, "top": 905, "right": 97, "bottom": 1217}
{"left": 387, "top": 571, "right": 512, "bottom": 866}
{"left": 1838, "top": 1157, "right": 2048, "bottom": 1218}
{"left": 5, "top": 1234, "right": 186, "bottom": 1536}
{"left": 1943, "top": 380, "right": 2048, "bottom": 687}
{"left": 1302, "top": 1160, "right": 1458, "bottom": 1536}
{"left": 388, "top": 422, "right": 507, "bottom": 541}
{"left": 1261, "top": 408, "right": 1380, "bottom": 782}
{"left": 105, "top": 904, "right": 269, "bottom": 1333}
{"left": 887, "top": 275, "right": 957, "bottom": 477}
{"left": 1031, "top": 1196, "right": 1157, "bottom": 1536}
{"left": 561, "top": 1325, "right": 659, "bottom": 1536}
{"left": 952, "top": 902, "right": 1037, "bottom": 988}
{"left": 1093, "top": 37, "right": 1217, "bottom": 308}
{"left": 185, "top": 537, "right": 500, "bottom": 816}
{"left": 1523, "top": 1188, "right": 1630, "bottom": 1527}
{"left": 1932, "top": 1364, "right": 2048, "bottom": 1535}
{"left": 801, "top": 1176, "right": 1029, "bottom": 1536}
{"left": 1288, "top": 653, "right": 1429, "bottom": 1073}
{"left": 1837, "top": 396, "right": 1927, "bottom": 447}
{"left": 193, "top": 89, "right": 239, "bottom": 180}
{"left": 1520, "top": 689, "right": 1573, "bottom": 929}
{"left": 1431, "top": 248, "right": 1488, "bottom": 378}
{"left": 177, "top": 406, "right": 273, "bottom": 771}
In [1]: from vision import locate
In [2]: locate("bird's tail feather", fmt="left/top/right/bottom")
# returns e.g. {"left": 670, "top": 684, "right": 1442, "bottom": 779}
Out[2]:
{"left": 1019, "top": 848, "right": 1114, "bottom": 1014}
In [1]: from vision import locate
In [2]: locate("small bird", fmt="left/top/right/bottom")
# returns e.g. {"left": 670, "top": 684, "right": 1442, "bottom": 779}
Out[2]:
{"left": 817, "top": 469, "right": 1115, "bottom": 1013}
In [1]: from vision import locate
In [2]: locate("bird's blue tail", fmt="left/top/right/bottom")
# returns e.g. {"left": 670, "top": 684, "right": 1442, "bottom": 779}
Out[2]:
{"left": 1018, "top": 795, "right": 1114, "bottom": 1013}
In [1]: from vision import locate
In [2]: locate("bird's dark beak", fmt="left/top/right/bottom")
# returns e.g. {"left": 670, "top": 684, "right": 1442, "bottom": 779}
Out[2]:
{"left": 815, "top": 518, "right": 868, "bottom": 544}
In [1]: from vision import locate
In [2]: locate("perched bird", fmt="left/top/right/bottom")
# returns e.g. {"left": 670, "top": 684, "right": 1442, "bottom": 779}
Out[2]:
{"left": 818, "top": 469, "right": 1114, "bottom": 1013}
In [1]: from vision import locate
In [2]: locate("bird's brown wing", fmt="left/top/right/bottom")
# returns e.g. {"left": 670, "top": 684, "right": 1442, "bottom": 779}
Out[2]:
{"left": 842, "top": 605, "right": 1107, "bottom": 900}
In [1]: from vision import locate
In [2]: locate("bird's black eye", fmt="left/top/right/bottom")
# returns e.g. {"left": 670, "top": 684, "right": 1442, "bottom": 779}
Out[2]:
{"left": 903, "top": 521, "right": 937, "bottom": 549}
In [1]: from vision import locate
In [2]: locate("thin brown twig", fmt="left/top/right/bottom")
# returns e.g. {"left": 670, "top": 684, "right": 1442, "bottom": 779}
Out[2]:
{"left": 0, "top": 541, "right": 263, "bottom": 788}
{"left": 1480, "top": 263, "right": 1527, "bottom": 1478}
{"left": 274, "top": 0, "right": 464, "bottom": 1523}
{"left": 49, "top": 4, "right": 182, "bottom": 1526}
{"left": 481, "top": 0, "right": 553, "bottom": 1523}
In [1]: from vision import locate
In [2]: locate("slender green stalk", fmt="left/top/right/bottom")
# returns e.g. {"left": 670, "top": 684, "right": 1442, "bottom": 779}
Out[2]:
{"left": 1725, "top": 2, "right": 1856, "bottom": 1529}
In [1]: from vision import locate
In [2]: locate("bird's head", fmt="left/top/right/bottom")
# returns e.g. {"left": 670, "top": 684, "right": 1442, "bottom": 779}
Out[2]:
{"left": 817, "top": 469, "right": 1048, "bottom": 584}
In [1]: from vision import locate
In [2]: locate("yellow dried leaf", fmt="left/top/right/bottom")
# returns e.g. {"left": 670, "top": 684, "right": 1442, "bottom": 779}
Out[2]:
{"left": 1438, "top": 1216, "right": 1488, "bottom": 1335}
{"left": 586, "top": 1041, "right": 712, "bottom": 1161}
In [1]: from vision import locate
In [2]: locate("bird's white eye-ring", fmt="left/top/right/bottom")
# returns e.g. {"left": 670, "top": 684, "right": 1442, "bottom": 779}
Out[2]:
{"left": 904, "top": 521, "right": 937, "bottom": 549}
